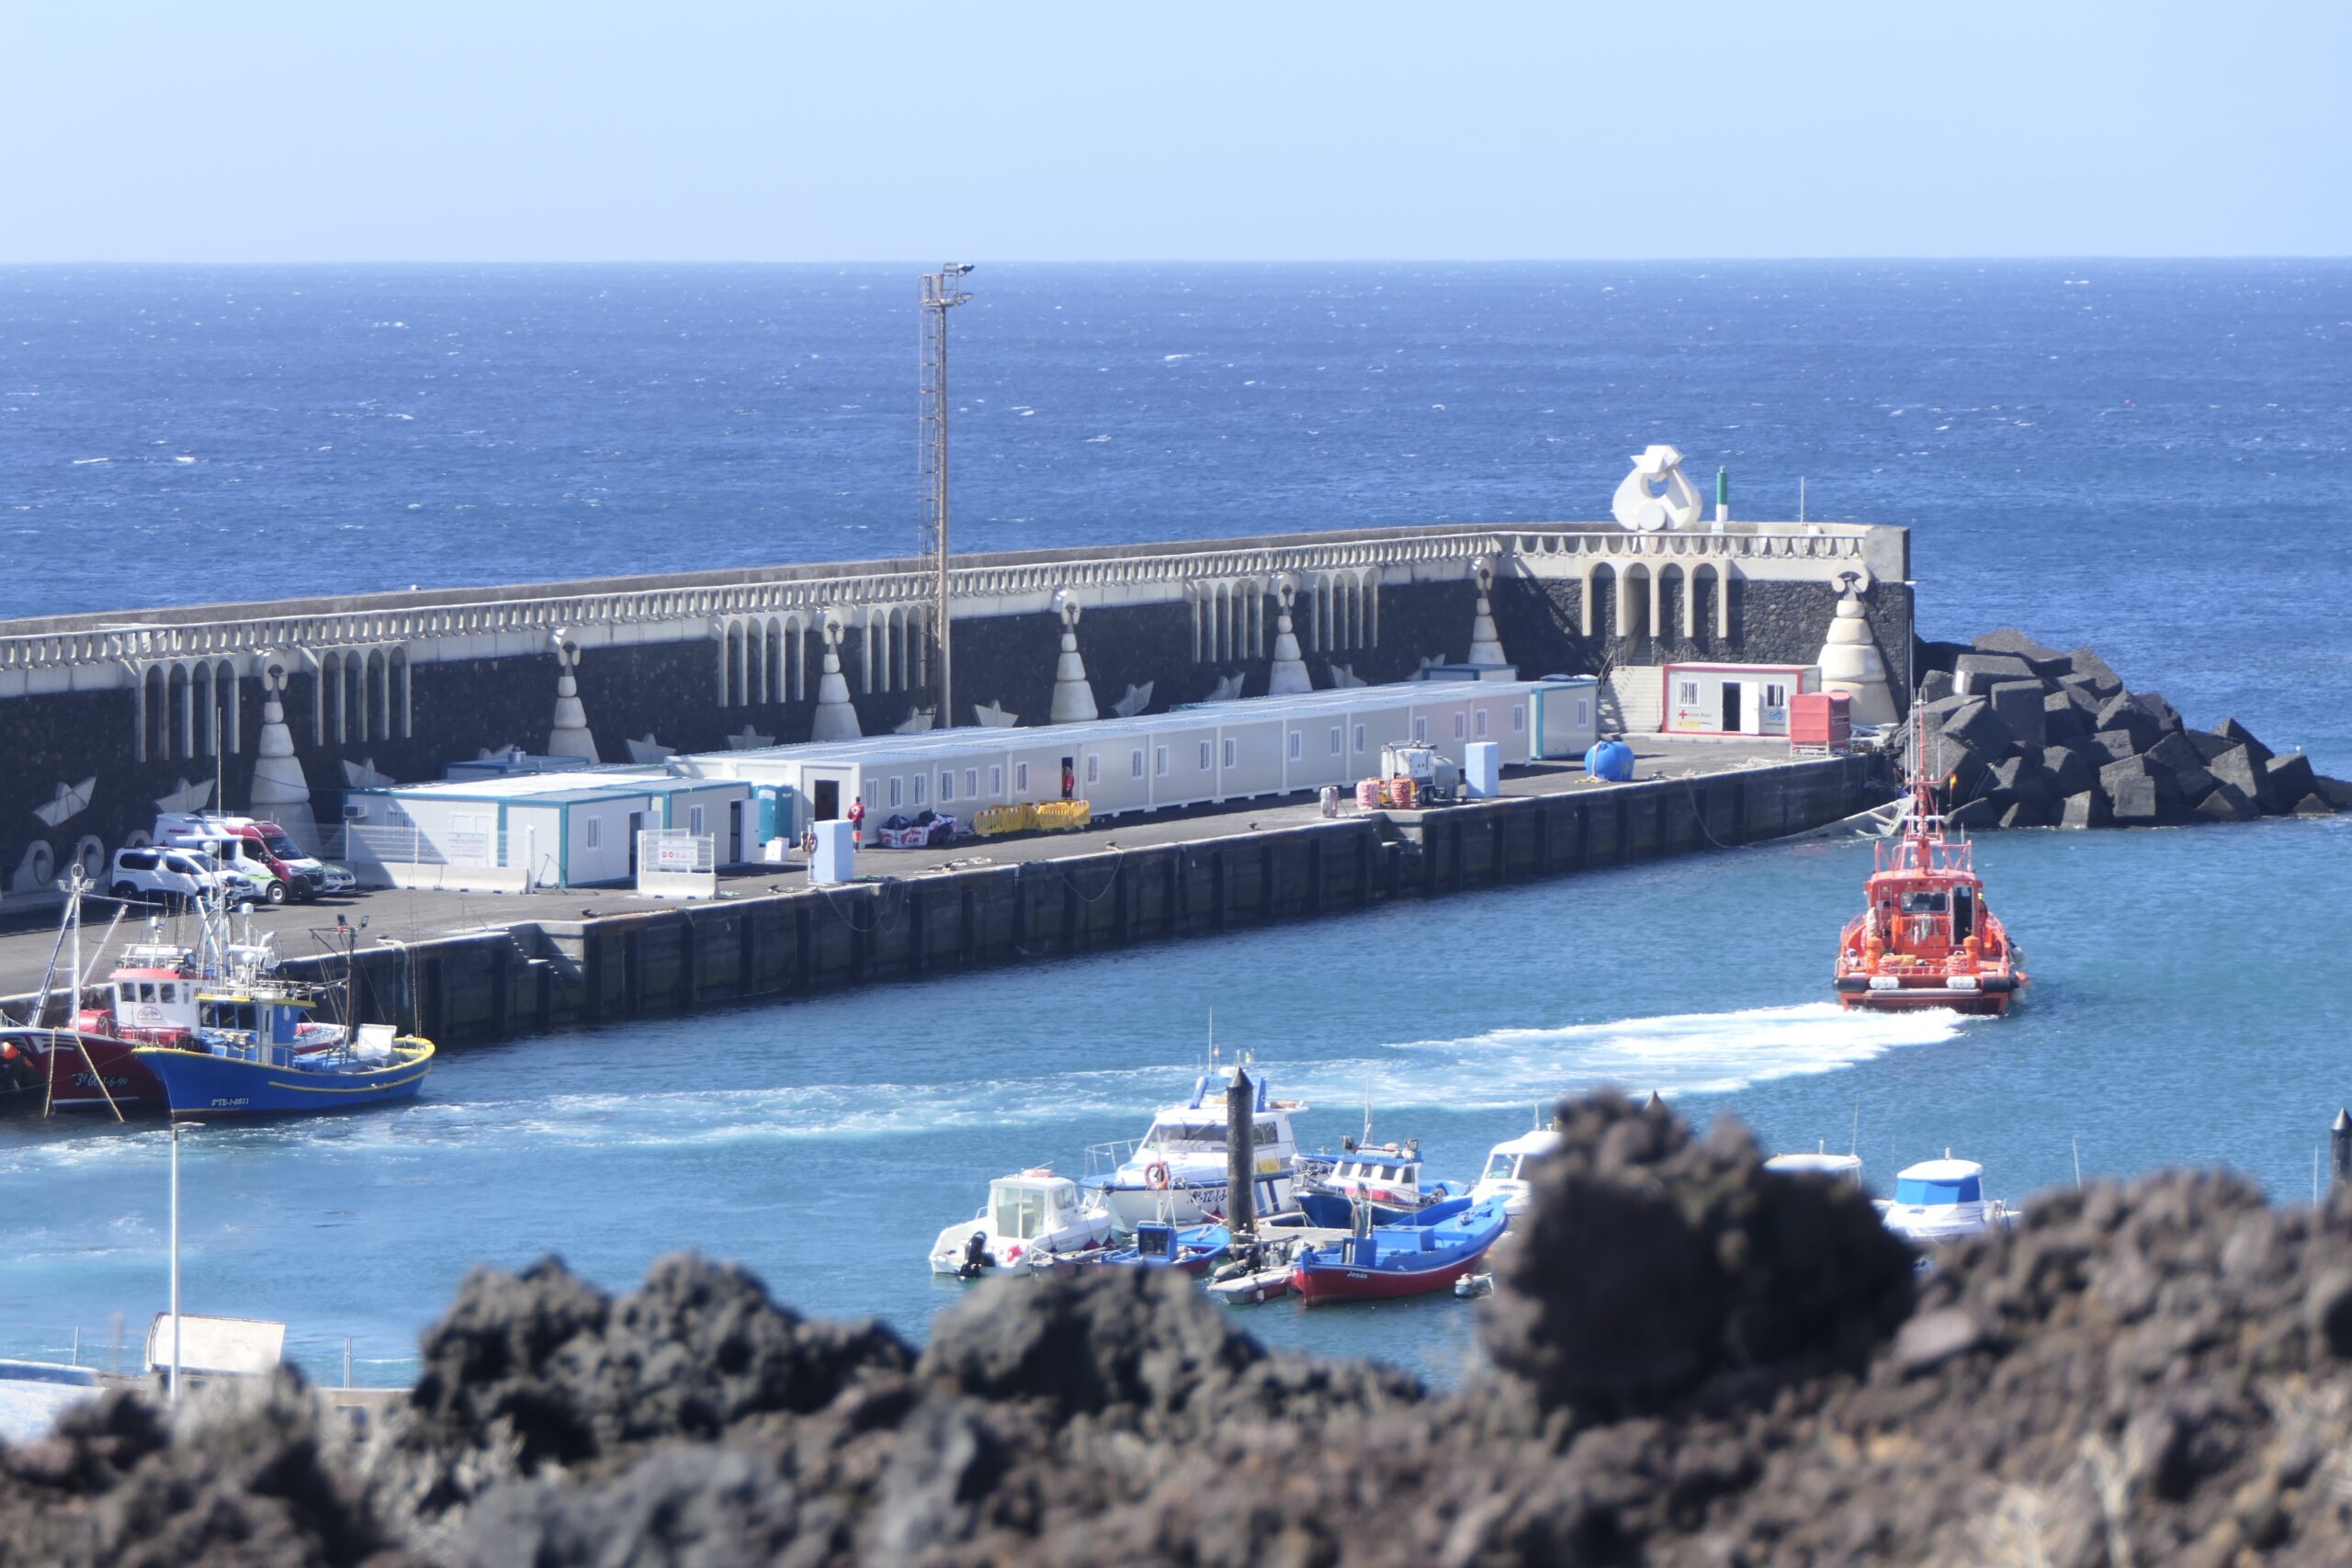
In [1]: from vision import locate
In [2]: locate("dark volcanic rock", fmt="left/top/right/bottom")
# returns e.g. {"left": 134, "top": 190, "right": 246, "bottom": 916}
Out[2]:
{"left": 1483, "top": 1093, "right": 1915, "bottom": 1419}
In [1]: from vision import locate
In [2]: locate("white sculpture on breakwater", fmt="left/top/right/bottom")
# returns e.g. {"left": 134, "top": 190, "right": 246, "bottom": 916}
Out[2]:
{"left": 1611, "top": 446, "right": 1703, "bottom": 533}
{"left": 545, "top": 631, "right": 600, "bottom": 762}
{"left": 1466, "top": 559, "right": 1507, "bottom": 667}
{"left": 1816, "top": 573, "right": 1899, "bottom": 726}
{"left": 1048, "top": 593, "right": 1100, "bottom": 724}
{"left": 247, "top": 655, "right": 322, "bottom": 851}
{"left": 1267, "top": 581, "right": 1312, "bottom": 694}
{"left": 811, "top": 617, "right": 861, "bottom": 740}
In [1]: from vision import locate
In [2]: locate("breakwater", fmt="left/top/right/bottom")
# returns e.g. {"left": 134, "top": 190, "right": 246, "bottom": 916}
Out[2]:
{"left": 251, "top": 755, "right": 1871, "bottom": 1050}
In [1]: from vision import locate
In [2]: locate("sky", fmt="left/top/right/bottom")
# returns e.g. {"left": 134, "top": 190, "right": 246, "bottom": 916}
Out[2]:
{"left": 2, "top": 3, "right": 2346, "bottom": 263}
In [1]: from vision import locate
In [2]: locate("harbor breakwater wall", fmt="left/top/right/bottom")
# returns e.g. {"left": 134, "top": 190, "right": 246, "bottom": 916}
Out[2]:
{"left": 0, "top": 517, "right": 1907, "bottom": 898}
{"left": 253, "top": 755, "right": 1871, "bottom": 1050}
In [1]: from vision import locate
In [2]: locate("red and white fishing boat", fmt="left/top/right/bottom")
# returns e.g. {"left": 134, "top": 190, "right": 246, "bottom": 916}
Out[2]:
{"left": 1831, "top": 739, "right": 2028, "bottom": 1016}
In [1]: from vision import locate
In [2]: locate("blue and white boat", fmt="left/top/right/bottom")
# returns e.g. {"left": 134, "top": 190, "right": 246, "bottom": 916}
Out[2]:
{"left": 129, "top": 942, "right": 433, "bottom": 1119}
{"left": 1875, "top": 1155, "right": 2013, "bottom": 1248}
{"left": 1097, "top": 1219, "right": 1230, "bottom": 1274}
{"left": 1290, "top": 1195, "right": 1511, "bottom": 1304}
{"left": 1090, "top": 1073, "right": 1305, "bottom": 1232}
{"left": 1294, "top": 1142, "right": 1466, "bottom": 1227}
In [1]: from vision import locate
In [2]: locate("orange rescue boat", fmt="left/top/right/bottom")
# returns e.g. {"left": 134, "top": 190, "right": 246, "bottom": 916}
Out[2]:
{"left": 1832, "top": 760, "right": 2028, "bottom": 1017}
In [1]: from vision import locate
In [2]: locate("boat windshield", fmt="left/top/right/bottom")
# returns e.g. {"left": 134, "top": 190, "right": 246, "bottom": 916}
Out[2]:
{"left": 1899, "top": 890, "right": 1949, "bottom": 914}
{"left": 989, "top": 1184, "right": 1063, "bottom": 1239}
{"left": 1894, "top": 1176, "right": 1981, "bottom": 1205}
{"left": 1482, "top": 1151, "right": 1521, "bottom": 1182}
{"left": 1139, "top": 1120, "right": 1225, "bottom": 1155}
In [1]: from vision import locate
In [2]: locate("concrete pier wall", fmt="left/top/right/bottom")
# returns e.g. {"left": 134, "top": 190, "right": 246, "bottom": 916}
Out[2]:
{"left": 278, "top": 754, "right": 1872, "bottom": 1050}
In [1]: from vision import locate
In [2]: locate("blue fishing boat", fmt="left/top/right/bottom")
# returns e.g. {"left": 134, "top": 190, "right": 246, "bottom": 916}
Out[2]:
{"left": 1293, "top": 1143, "right": 1467, "bottom": 1227}
{"left": 128, "top": 947, "right": 434, "bottom": 1118}
{"left": 1097, "top": 1219, "right": 1229, "bottom": 1275}
{"left": 1290, "top": 1195, "right": 1511, "bottom": 1304}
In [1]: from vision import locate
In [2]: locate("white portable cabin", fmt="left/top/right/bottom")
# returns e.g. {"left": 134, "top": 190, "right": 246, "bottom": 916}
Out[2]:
{"left": 684, "top": 677, "right": 1599, "bottom": 843}
{"left": 1660, "top": 662, "right": 1822, "bottom": 739}
{"left": 343, "top": 767, "right": 752, "bottom": 889}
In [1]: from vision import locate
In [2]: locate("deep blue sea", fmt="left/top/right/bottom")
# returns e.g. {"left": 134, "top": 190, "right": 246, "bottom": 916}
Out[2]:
{"left": 2, "top": 264, "right": 2347, "bottom": 1385}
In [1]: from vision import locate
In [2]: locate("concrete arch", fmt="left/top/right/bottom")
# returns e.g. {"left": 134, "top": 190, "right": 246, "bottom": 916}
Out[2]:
{"left": 192, "top": 660, "right": 214, "bottom": 757}
{"left": 388, "top": 649, "right": 409, "bottom": 738}
{"left": 1691, "top": 564, "right": 1722, "bottom": 644}
{"left": 217, "top": 660, "right": 241, "bottom": 752}
{"left": 1586, "top": 563, "right": 1616, "bottom": 641}
{"left": 368, "top": 649, "right": 389, "bottom": 741}
{"left": 321, "top": 650, "right": 343, "bottom": 742}
{"left": 765, "top": 619, "right": 785, "bottom": 704}
{"left": 1622, "top": 563, "right": 1654, "bottom": 644}
{"left": 1658, "top": 564, "right": 1686, "bottom": 646}
{"left": 346, "top": 649, "right": 367, "bottom": 742}
{"left": 166, "top": 662, "right": 188, "bottom": 760}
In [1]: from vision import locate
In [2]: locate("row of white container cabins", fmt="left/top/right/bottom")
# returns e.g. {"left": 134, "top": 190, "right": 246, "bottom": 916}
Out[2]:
{"left": 346, "top": 677, "right": 1599, "bottom": 888}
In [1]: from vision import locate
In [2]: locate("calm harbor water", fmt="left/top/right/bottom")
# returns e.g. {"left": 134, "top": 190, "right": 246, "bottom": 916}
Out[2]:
{"left": 1, "top": 263, "right": 2347, "bottom": 1384}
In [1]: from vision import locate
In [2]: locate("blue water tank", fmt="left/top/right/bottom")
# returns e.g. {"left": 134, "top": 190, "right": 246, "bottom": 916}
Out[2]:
{"left": 1585, "top": 739, "right": 1635, "bottom": 782}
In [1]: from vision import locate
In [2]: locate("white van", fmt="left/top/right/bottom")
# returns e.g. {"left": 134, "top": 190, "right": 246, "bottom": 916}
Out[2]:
{"left": 108, "top": 846, "right": 272, "bottom": 910}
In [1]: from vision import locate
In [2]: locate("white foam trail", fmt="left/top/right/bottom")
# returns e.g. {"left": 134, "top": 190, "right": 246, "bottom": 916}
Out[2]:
{"left": 1284, "top": 1003, "right": 1972, "bottom": 1109}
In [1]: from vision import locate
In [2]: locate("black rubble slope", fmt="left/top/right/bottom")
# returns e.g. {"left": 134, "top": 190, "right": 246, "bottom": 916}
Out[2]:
{"left": 12, "top": 1093, "right": 2352, "bottom": 1565}
{"left": 1907, "top": 627, "right": 2349, "bottom": 828}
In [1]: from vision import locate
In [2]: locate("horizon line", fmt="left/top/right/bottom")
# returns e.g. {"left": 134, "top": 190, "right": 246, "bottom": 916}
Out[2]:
{"left": 4, "top": 254, "right": 2347, "bottom": 269}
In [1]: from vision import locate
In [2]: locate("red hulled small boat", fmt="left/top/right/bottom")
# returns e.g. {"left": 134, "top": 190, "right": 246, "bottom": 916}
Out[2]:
{"left": 1832, "top": 749, "right": 2028, "bottom": 1017}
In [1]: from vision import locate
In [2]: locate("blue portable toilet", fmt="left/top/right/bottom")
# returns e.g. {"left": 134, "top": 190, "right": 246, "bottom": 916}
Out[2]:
{"left": 1585, "top": 739, "right": 1635, "bottom": 782}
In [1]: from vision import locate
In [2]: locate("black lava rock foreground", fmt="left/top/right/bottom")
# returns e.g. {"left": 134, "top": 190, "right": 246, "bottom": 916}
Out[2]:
{"left": 15, "top": 1092, "right": 2352, "bottom": 1565}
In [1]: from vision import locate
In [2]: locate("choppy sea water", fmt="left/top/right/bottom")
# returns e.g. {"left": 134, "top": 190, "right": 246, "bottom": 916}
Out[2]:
{"left": 1, "top": 264, "right": 2347, "bottom": 1384}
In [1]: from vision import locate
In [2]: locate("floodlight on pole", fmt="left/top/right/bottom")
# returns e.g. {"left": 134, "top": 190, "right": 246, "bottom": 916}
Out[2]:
{"left": 919, "top": 264, "right": 974, "bottom": 730}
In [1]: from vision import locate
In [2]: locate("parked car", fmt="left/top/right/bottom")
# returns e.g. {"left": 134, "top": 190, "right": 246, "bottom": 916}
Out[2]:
{"left": 155, "top": 812, "right": 331, "bottom": 901}
{"left": 108, "top": 846, "right": 275, "bottom": 910}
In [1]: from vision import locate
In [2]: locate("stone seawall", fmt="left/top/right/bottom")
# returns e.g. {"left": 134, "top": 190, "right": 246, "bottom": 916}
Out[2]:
{"left": 228, "top": 755, "right": 1873, "bottom": 1050}
{"left": 0, "top": 519, "right": 1905, "bottom": 900}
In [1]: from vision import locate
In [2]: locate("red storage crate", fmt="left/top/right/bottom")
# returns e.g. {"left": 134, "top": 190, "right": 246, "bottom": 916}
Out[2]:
{"left": 1789, "top": 691, "right": 1851, "bottom": 749}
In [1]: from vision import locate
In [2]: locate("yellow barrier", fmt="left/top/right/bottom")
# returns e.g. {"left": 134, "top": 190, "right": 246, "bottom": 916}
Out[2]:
{"left": 971, "top": 803, "right": 1037, "bottom": 837}
{"left": 1034, "top": 799, "right": 1093, "bottom": 831}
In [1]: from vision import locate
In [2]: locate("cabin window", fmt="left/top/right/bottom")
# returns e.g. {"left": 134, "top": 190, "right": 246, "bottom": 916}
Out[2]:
{"left": 1015, "top": 762, "right": 1029, "bottom": 793}
{"left": 1476, "top": 708, "right": 1489, "bottom": 739}
{"left": 939, "top": 772, "right": 955, "bottom": 802}
{"left": 157, "top": 983, "right": 176, "bottom": 1004}
{"left": 1287, "top": 730, "right": 1303, "bottom": 761}
{"left": 1512, "top": 704, "right": 1526, "bottom": 733}
{"left": 888, "top": 777, "right": 903, "bottom": 808}
{"left": 688, "top": 806, "right": 706, "bottom": 837}
{"left": 1130, "top": 749, "right": 1144, "bottom": 780}
{"left": 1353, "top": 723, "right": 1366, "bottom": 752}
{"left": 1483, "top": 1151, "right": 1520, "bottom": 1181}
{"left": 1222, "top": 738, "right": 1237, "bottom": 768}
{"left": 1894, "top": 1176, "right": 1980, "bottom": 1206}
{"left": 1329, "top": 726, "right": 1343, "bottom": 756}
{"left": 1255, "top": 1118, "right": 1276, "bottom": 1142}
{"left": 1577, "top": 697, "right": 1592, "bottom": 727}
{"left": 1199, "top": 740, "right": 1213, "bottom": 770}
{"left": 990, "top": 765, "right": 1004, "bottom": 795}
{"left": 913, "top": 773, "right": 927, "bottom": 805}
{"left": 586, "top": 818, "right": 602, "bottom": 850}
{"left": 139, "top": 983, "right": 157, "bottom": 1003}
{"left": 1765, "top": 682, "right": 1788, "bottom": 709}
{"left": 1677, "top": 680, "right": 1701, "bottom": 705}
{"left": 1155, "top": 746, "right": 1169, "bottom": 777}
{"left": 1085, "top": 754, "right": 1100, "bottom": 785}
{"left": 965, "top": 769, "right": 978, "bottom": 798}
{"left": 1453, "top": 713, "right": 1467, "bottom": 739}
{"left": 1414, "top": 717, "right": 1429, "bottom": 743}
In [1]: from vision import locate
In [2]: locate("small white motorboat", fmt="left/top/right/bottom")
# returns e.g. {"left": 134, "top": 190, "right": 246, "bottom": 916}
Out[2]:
{"left": 1763, "top": 1144, "right": 1866, "bottom": 1186}
{"left": 928, "top": 1168, "right": 1114, "bottom": 1279}
{"left": 1876, "top": 1154, "right": 2013, "bottom": 1248}
{"left": 1467, "top": 1127, "right": 1562, "bottom": 1217}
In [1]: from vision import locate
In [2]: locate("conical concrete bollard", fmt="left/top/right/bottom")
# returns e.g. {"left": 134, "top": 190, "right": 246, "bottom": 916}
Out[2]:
{"left": 246, "top": 656, "right": 322, "bottom": 852}
{"left": 1048, "top": 596, "right": 1099, "bottom": 724}
{"left": 811, "top": 619, "right": 862, "bottom": 740}
{"left": 1816, "top": 574, "right": 1899, "bottom": 726}
{"left": 546, "top": 634, "right": 600, "bottom": 761}
{"left": 1467, "top": 560, "right": 1507, "bottom": 667}
{"left": 1268, "top": 582, "right": 1312, "bottom": 694}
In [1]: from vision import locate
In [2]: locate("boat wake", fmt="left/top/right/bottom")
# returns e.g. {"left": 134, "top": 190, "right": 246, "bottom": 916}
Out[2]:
{"left": 1286, "top": 1002, "right": 1975, "bottom": 1110}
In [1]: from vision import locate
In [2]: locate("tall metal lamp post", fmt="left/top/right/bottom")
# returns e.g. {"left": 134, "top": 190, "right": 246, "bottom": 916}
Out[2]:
{"left": 920, "top": 263, "right": 974, "bottom": 731}
{"left": 168, "top": 1119, "right": 202, "bottom": 1401}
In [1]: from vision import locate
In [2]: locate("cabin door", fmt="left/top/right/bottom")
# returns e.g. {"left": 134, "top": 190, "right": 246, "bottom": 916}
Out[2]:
{"left": 812, "top": 779, "right": 840, "bottom": 821}
{"left": 1721, "top": 682, "right": 1742, "bottom": 733}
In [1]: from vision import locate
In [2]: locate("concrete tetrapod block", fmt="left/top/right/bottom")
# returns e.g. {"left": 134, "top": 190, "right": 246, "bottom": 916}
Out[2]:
{"left": 2086, "top": 728, "right": 2144, "bottom": 765}
{"left": 2057, "top": 789, "right": 2111, "bottom": 829}
{"left": 1915, "top": 639, "right": 1972, "bottom": 675}
{"left": 2092, "top": 695, "right": 2162, "bottom": 753}
{"left": 2205, "top": 745, "right": 2276, "bottom": 813}
{"left": 1919, "top": 669, "right": 1957, "bottom": 704}
{"left": 2196, "top": 781, "right": 2262, "bottom": 822}
{"left": 2041, "top": 745, "right": 2095, "bottom": 797}
{"left": 2214, "top": 717, "right": 2275, "bottom": 766}
{"left": 2054, "top": 678, "right": 2109, "bottom": 716}
{"left": 2265, "top": 752, "right": 2319, "bottom": 812}
{"left": 1971, "top": 627, "right": 2072, "bottom": 673}
{"left": 1986, "top": 681, "right": 2049, "bottom": 750}
{"left": 1947, "top": 797, "right": 2001, "bottom": 830}
{"left": 1952, "top": 651, "right": 2038, "bottom": 696}
{"left": 1940, "top": 698, "right": 2015, "bottom": 761}
{"left": 2067, "top": 646, "right": 2123, "bottom": 688}
{"left": 2125, "top": 690, "right": 2185, "bottom": 737}
{"left": 2041, "top": 691, "right": 2088, "bottom": 743}
{"left": 1998, "top": 797, "right": 2057, "bottom": 829}
{"left": 2291, "top": 793, "right": 2338, "bottom": 817}
{"left": 2143, "top": 731, "right": 2220, "bottom": 806}
{"left": 2099, "top": 757, "right": 2162, "bottom": 823}
{"left": 2313, "top": 774, "right": 2352, "bottom": 810}
{"left": 2184, "top": 728, "right": 2234, "bottom": 765}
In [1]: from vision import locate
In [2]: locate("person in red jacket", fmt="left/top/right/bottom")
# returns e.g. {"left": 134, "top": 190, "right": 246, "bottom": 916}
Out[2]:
{"left": 846, "top": 796, "right": 866, "bottom": 839}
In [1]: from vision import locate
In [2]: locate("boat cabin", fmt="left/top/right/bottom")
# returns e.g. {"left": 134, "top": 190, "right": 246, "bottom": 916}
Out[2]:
{"left": 1764, "top": 1148, "right": 1865, "bottom": 1186}
{"left": 193, "top": 986, "right": 317, "bottom": 1051}
{"left": 1470, "top": 1128, "right": 1563, "bottom": 1212}
{"left": 103, "top": 968, "right": 201, "bottom": 1042}
{"left": 1892, "top": 1158, "right": 1984, "bottom": 1208}
{"left": 1317, "top": 1149, "right": 1424, "bottom": 1201}
{"left": 987, "top": 1174, "right": 1087, "bottom": 1242}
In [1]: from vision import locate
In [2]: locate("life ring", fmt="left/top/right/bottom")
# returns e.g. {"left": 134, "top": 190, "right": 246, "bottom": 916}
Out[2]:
{"left": 1144, "top": 1160, "right": 1170, "bottom": 1190}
